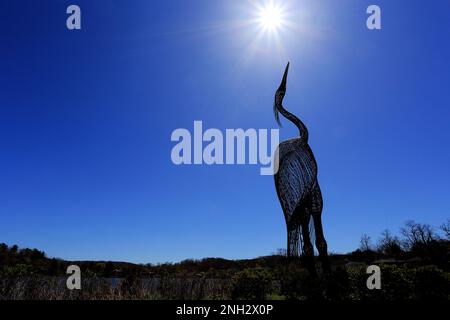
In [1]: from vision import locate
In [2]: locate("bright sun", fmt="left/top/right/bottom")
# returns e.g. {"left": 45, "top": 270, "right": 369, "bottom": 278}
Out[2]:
{"left": 257, "top": 2, "right": 285, "bottom": 32}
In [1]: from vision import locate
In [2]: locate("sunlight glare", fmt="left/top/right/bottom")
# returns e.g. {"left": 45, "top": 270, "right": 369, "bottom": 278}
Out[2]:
{"left": 257, "top": 2, "right": 285, "bottom": 32}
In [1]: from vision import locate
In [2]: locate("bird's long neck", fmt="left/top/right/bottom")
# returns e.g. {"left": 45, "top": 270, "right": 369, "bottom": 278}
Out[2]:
{"left": 274, "top": 62, "right": 309, "bottom": 143}
{"left": 281, "top": 106, "right": 309, "bottom": 143}
{"left": 276, "top": 96, "right": 309, "bottom": 143}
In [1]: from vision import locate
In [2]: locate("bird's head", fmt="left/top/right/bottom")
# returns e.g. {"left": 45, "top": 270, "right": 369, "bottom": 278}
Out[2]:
{"left": 277, "top": 62, "right": 289, "bottom": 94}
{"left": 274, "top": 62, "right": 290, "bottom": 126}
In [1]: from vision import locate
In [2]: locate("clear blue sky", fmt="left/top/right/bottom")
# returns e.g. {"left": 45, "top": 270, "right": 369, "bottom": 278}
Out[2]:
{"left": 1, "top": 0, "right": 449, "bottom": 263}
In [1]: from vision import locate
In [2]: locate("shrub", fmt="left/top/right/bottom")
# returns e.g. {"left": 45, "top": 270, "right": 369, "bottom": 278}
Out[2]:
{"left": 277, "top": 262, "right": 319, "bottom": 300}
{"left": 321, "top": 269, "right": 351, "bottom": 301}
{"left": 231, "top": 267, "right": 274, "bottom": 300}
{"left": 413, "top": 266, "right": 449, "bottom": 300}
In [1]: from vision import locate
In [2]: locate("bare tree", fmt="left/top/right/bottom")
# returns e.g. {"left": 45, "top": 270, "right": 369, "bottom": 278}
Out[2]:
{"left": 400, "top": 220, "right": 438, "bottom": 250}
{"left": 359, "top": 234, "right": 372, "bottom": 251}
{"left": 440, "top": 219, "right": 450, "bottom": 240}
{"left": 377, "top": 229, "right": 403, "bottom": 257}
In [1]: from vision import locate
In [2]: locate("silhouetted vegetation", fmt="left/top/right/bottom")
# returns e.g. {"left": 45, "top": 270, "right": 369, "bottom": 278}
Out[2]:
{"left": 1, "top": 220, "right": 449, "bottom": 300}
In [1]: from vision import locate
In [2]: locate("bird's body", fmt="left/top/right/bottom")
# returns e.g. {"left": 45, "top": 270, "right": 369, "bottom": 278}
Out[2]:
{"left": 275, "top": 139, "right": 317, "bottom": 221}
{"left": 273, "top": 63, "right": 330, "bottom": 274}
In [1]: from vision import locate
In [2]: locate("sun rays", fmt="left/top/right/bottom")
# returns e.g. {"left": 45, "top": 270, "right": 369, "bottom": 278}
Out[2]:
{"left": 256, "top": 1, "right": 286, "bottom": 33}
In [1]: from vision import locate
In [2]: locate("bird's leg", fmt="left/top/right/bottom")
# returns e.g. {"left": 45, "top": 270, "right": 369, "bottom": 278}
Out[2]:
{"left": 309, "top": 185, "right": 331, "bottom": 274}
{"left": 312, "top": 212, "right": 331, "bottom": 274}
{"left": 287, "top": 225, "right": 300, "bottom": 257}
{"left": 300, "top": 218, "right": 317, "bottom": 277}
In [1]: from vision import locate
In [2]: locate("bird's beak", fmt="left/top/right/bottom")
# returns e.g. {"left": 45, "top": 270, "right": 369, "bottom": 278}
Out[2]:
{"left": 278, "top": 62, "right": 290, "bottom": 92}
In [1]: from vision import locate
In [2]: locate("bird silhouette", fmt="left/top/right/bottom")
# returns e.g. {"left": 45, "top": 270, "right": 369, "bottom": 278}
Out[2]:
{"left": 273, "top": 62, "right": 331, "bottom": 274}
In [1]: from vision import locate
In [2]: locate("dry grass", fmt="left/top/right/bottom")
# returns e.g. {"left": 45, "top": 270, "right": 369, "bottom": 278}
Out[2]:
{"left": 0, "top": 276, "right": 233, "bottom": 300}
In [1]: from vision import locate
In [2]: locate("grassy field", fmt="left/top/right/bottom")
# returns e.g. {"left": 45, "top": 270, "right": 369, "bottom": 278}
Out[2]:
{"left": 1, "top": 255, "right": 449, "bottom": 300}
{"left": 1, "top": 221, "right": 449, "bottom": 300}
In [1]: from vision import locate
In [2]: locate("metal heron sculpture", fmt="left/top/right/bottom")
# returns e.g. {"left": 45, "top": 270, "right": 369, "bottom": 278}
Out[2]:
{"left": 274, "top": 62, "right": 331, "bottom": 274}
